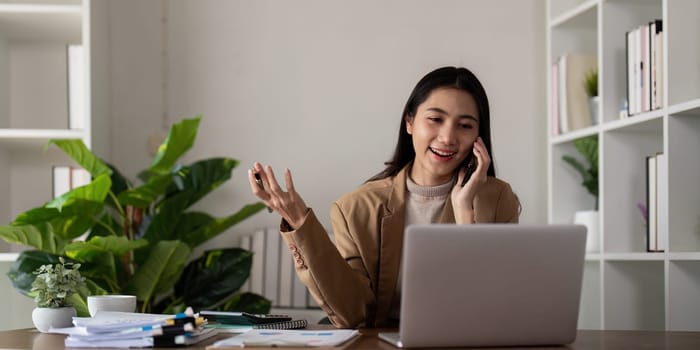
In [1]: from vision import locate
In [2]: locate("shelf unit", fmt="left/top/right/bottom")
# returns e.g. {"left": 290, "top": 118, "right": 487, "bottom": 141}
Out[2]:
{"left": 0, "top": 0, "right": 92, "bottom": 255}
{"left": 547, "top": 0, "right": 700, "bottom": 331}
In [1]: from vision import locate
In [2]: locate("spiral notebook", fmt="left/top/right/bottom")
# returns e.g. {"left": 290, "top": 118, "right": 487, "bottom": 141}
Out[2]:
{"left": 205, "top": 319, "right": 308, "bottom": 333}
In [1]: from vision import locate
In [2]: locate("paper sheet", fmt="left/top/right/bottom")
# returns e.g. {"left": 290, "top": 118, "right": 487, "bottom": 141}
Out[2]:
{"left": 210, "top": 329, "right": 359, "bottom": 348}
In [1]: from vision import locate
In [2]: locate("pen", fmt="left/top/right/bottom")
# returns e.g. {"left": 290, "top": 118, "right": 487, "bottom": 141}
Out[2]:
{"left": 119, "top": 322, "right": 194, "bottom": 336}
{"left": 241, "top": 340, "right": 308, "bottom": 347}
{"left": 253, "top": 171, "right": 274, "bottom": 213}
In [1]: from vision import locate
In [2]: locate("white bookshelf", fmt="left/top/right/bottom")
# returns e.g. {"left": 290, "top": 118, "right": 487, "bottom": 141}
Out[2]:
{"left": 0, "top": 0, "right": 110, "bottom": 330}
{"left": 0, "top": 0, "right": 96, "bottom": 254}
{"left": 547, "top": 0, "right": 700, "bottom": 331}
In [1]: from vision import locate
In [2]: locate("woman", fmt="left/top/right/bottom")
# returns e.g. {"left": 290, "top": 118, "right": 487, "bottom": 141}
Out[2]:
{"left": 248, "top": 66, "right": 520, "bottom": 328}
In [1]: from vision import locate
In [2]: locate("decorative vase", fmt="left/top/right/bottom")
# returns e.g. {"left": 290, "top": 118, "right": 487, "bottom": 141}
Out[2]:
{"left": 588, "top": 96, "right": 600, "bottom": 125}
{"left": 574, "top": 210, "right": 599, "bottom": 253}
{"left": 32, "top": 306, "right": 76, "bottom": 333}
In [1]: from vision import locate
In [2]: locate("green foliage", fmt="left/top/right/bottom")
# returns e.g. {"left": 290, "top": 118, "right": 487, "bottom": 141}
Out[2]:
{"left": 583, "top": 68, "right": 598, "bottom": 97}
{"left": 562, "top": 136, "right": 599, "bottom": 209}
{"left": 31, "top": 257, "right": 85, "bottom": 308}
{"left": 0, "top": 116, "right": 269, "bottom": 316}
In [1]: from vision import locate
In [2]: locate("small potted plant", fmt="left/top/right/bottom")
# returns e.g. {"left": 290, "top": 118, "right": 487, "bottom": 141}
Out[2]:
{"left": 562, "top": 135, "right": 599, "bottom": 252}
{"left": 30, "top": 257, "right": 86, "bottom": 332}
{"left": 583, "top": 68, "right": 599, "bottom": 125}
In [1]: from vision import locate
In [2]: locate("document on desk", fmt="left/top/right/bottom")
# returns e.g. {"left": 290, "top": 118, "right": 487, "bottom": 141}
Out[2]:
{"left": 208, "top": 329, "right": 359, "bottom": 348}
{"left": 72, "top": 311, "right": 173, "bottom": 333}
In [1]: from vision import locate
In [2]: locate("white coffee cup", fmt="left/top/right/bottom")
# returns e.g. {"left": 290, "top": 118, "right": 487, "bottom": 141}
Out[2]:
{"left": 87, "top": 295, "right": 137, "bottom": 317}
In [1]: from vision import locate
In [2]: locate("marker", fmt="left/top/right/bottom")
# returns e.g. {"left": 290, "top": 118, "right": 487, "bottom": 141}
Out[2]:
{"left": 120, "top": 322, "right": 194, "bottom": 336}
{"left": 165, "top": 316, "right": 205, "bottom": 326}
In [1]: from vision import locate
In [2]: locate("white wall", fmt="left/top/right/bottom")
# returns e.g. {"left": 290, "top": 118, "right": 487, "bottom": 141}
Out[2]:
{"left": 107, "top": 0, "right": 546, "bottom": 253}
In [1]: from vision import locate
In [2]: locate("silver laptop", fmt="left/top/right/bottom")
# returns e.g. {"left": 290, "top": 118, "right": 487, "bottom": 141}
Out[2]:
{"left": 379, "top": 224, "right": 586, "bottom": 348}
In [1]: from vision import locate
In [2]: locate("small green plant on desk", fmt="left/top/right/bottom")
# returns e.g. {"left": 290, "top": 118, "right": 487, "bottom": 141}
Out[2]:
{"left": 31, "top": 257, "right": 85, "bottom": 308}
{"left": 30, "top": 257, "right": 86, "bottom": 332}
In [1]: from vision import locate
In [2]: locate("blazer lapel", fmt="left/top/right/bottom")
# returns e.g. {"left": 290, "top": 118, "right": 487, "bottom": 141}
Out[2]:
{"left": 375, "top": 167, "right": 408, "bottom": 326}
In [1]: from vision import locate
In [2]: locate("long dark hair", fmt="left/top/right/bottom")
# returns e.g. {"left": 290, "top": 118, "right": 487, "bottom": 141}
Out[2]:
{"left": 368, "top": 66, "right": 496, "bottom": 182}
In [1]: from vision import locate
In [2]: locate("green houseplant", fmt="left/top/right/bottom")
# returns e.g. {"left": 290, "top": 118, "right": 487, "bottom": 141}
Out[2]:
{"left": 30, "top": 257, "right": 86, "bottom": 332}
{"left": 583, "top": 68, "right": 600, "bottom": 125}
{"left": 562, "top": 135, "right": 598, "bottom": 209}
{"left": 0, "top": 116, "right": 269, "bottom": 316}
{"left": 31, "top": 257, "right": 86, "bottom": 308}
{"left": 583, "top": 68, "right": 598, "bottom": 98}
{"left": 562, "top": 135, "right": 599, "bottom": 252}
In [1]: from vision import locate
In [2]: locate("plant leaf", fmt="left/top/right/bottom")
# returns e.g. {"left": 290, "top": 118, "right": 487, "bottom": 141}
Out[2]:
{"left": 0, "top": 224, "right": 66, "bottom": 254}
{"left": 125, "top": 240, "right": 191, "bottom": 307}
{"left": 105, "top": 162, "right": 132, "bottom": 209}
{"left": 48, "top": 139, "right": 112, "bottom": 177}
{"left": 12, "top": 207, "right": 60, "bottom": 226}
{"left": 49, "top": 215, "right": 98, "bottom": 241}
{"left": 172, "top": 248, "right": 252, "bottom": 308}
{"left": 149, "top": 116, "right": 201, "bottom": 174}
{"left": 6, "top": 251, "right": 63, "bottom": 296}
{"left": 87, "top": 213, "right": 124, "bottom": 239}
{"left": 179, "top": 203, "right": 267, "bottom": 248}
{"left": 65, "top": 236, "right": 148, "bottom": 261}
{"left": 562, "top": 155, "right": 586, "bottom": 178}
{"left": 117, "top": 173, "right": 174, "bottom": 208}
{"left": 46, "top": 173, "right": 111, "bottom": 215}
{"left": 140, "top": 191, "right": 192, "bottom": 245}
{"left": 168, "top": 158, "right": 239, "bottom": 208}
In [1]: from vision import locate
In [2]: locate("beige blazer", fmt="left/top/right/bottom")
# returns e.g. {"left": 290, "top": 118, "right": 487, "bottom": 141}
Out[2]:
{"left": 279, "top": 164, "right": 520, "bottom": 328}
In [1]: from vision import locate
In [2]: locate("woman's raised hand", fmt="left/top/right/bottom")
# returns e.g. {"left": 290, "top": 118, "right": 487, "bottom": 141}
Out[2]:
{"left": 451, "top": 137, "right": 491, "bottom": 223}
{"left": 248, "top": 162, "right": 309, "bottom": 230}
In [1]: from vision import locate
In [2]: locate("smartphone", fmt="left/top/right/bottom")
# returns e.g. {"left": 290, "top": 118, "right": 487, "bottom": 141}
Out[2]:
{"left": 460, "top": 154, "right": 477, "bottom": 187}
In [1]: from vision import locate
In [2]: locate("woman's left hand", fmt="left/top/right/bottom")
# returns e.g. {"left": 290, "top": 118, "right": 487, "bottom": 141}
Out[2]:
{"left": 451, "top": 136, "right": 491, "bottom": 224}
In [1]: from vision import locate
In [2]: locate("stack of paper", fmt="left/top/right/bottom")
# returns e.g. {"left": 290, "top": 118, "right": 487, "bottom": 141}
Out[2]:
{"left": 209, "top": 329, "right": 359, "bottom": 348}
{"left": 56, "top": 310, "right": 217, "bottom": 348}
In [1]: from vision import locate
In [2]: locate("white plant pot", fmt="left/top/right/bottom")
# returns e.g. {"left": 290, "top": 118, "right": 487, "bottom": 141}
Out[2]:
{"left": 574, "top": 210, "right": 599, "bottom": 253}
{"left": 589, "top": 96, "right": 600, "bottom": 125}
{"left": 32, "top": 306, "right": 76, "bottom": 333}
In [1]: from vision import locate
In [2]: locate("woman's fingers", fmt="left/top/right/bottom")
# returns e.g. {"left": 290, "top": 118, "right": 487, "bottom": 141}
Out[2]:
{"left": 472, "top": 137, "right": 490, "bottom": 176}
{"left": 248, "top": 169, "right": 266, "bottom": 197}
{"left": 285, "top": 168, "right": 296, "bottom": 193}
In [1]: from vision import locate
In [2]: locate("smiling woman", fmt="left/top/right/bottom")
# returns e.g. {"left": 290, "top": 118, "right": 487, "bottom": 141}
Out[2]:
{"left": 248, "top": 67, "right": 521, "bottom": 329}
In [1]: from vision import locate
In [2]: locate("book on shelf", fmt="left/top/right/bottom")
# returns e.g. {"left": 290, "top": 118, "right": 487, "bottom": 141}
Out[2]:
{"left": 646, "top": 153, "right": 667, "bottom": 252}
{"left": 66, "top": 44, "right": 85, "bottom": 130}
{"left": 625, "top": 20, "right": 663, "bottom": 117}
{"left": 553, "top": 53, "right": 596, "bottom": 133}
{"left": 646, "top": 155, "right": 657, "bottom": 251}
{"left": 551, "top": 62, "right": 560, "bottom": 135}
{"left": 655, "top": 152, "right": 668, "bottom": 252}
